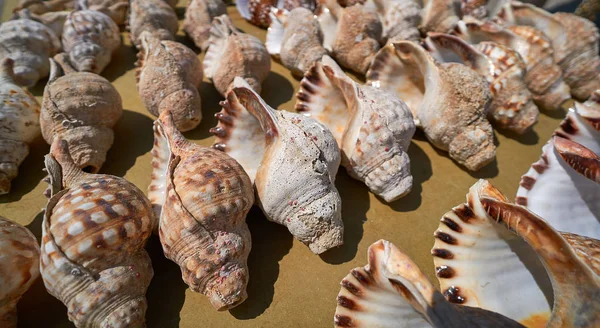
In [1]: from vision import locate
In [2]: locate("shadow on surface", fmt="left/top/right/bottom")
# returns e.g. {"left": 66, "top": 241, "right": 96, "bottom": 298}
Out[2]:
{"left": 541, "top": 106, "right": 567, "bottom": 119}
{"left": 495, "top": 126, "right": 539, "bottom": 145}
{"left": 261, "top": 71, "right": 295, "bottom": 109}
{"left": 389, "top": 141, "right": 432, "bottom": 212}
{"left": 104, "top": 43, "right": 137, "bottom": 82}
{"left": 185, "top": 81, "right": 221, "bottom": 141}
{"left": 18, "top": 276, "right": 71, "bottom": 327}
{"left": 0, "top": 137, "right": 48, "bottom": 203}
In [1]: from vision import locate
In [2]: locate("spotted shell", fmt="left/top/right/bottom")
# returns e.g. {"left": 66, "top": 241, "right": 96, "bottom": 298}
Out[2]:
{"left": 236, "top": 0, "right": 318, "bottom": 28}
{"left": 128, "top": 0, "right": 178, "bottom": 48}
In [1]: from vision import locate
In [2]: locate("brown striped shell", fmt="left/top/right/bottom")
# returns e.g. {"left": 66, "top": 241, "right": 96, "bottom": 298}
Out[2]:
{"left": 148, "top": 111, "right": 253, "bottom": 311}
{"left": 0, "top": 216, "right": 40, "bottom": 328}
{"left": 183, "top": 0, "right": 227, "bottom": 51}
{"left": 40, "top": 139, "right": 154, "bottom": 328}
{"left": 128, "top": 0, "right": 178, "bottom": 48}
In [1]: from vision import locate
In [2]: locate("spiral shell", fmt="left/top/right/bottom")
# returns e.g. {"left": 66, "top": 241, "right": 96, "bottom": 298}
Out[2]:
{"left": 373, "top": 0, "right": 421, "bottom": 43}
{"left": 40, "top": 139, "right": 154, "bottom": 327}
{"left": 77, "top": 0, "right": 129, "bottom": 26}
{"left": 128, "top": 0, "right": 178, "bottom": 48}
{"left": 183, "top": 0, "right": 227, "bottom": 51}
{"left": 0, "top": 216, "right": 40, "bottom": 328}
{"left": 236, "top": 0, "right": 318, "bottom": 28}
{"left": 420, "top": 0, "right": 460, "bottom": 34}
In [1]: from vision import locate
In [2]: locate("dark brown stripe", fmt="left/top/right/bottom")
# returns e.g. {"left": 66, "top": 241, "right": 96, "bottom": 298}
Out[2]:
{"left": 432, "top": 248, "right": 454, "bottom": 259}
{"left": 337, "top": 296, "right": 356, "bottom": 310}
{"left": 559, "top": 117, "right": 578, "bottom": 135}
{"left": 351, "top": 269, "right": 369, "bottom": 285}
{"left": 341, "top": 279, "right": 361, "bottom": 296}
{"left": 519, "top": 176, "right": 536, "bottom": 190}
{"left": 453, "top": 205, "right": 475, "bottom": 222}
{"left": 435, "top": 231, "right": 457, "bottom": 245}
{"left": 532, "top": 162, "right": 546, "bottom": 174}
{"left": 296, "top": 91, "right": 310, "bottom": 102}
{"left": 441, "top": 217, "right": 462, "bottom": 232}
{"left": 334, "top": 315, "right": 353, "bottom": 327}
{"left": 444, "top": 286, "right": 466, "bottom": 304}
{"left": 436, "top": 265, "right": 455, "bottom": 279}
{"left": 582, "top": 117, "right": 600, "bottom": 131}
{"left": 515, "top": 196, "right": 528, "bottom": 206}
{"left": 300, "top": 81, "right": 315, "bottom": 94}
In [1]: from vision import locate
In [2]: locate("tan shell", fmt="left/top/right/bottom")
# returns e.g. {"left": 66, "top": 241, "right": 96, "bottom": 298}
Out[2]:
{"left": 148, "top": 111, "right": 253, "bottom": 311}
{"left": 461, "top": 0, "right": 488, "bottom": 19}
{"left": 77, "top": 0, "right": 129, "bottom": 25}
{"left": 136, "top": 32, "right": 203, "bottom": 132}
{"left": 62, "top": 10, "right": 121, "bottom": 74}
{"left": 211, "top": 77, "right": 344, "bottom": 254}
{"left": 0, "top": 16, "right": 60, "bottom": 87}
{"left": 183, "top": 0, "right": 227, "bottom": 51}
{"left": 0, "top": 58, "right": 41, "bottom": 195}
{"left": 28, "top": 10, "right": 69, "bottom": 38}
{"left": 40, "top": 139, "right": 154, "bottom": 328}
{"left": 41, "top": 54, "right": 123, "bottom": 173}
{"left": 203, "top": 15, "right": 271, "bottom": 96}
{"left": 367, "top": 41, "right": 496, "bottom": 171}
{"left": 296, "top": 55, "right": 416, "bottom": 202}
{"left": 420, "top": 0, "right": 460, "bottom": 34}
{"left": 236, "top": 0, "right": 318, "bottom": 28}
{"left": 373, "top": 0, "right": 421, "bottom": 43}
{"left": 15, "top": 0, "right": 74, "bottom": 14}
{"left": 128, "top": 0, "right": 178, "bottom": 48}
{"left": 0, "top": 216, "right": 40, "bottom": 328}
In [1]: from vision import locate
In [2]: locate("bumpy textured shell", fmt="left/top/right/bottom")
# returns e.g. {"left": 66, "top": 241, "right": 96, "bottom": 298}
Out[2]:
{"left": 183, "top": 0, "right": 227, "bottom": 51}
{"left": 266, "top": 8, "right": 327, "bottom": 77}
{"left": 0, "top": 58, "right": 41, "bottom": 194}
{"left": 41, "top": 140, "right": 154, "bottom": 328}
{"left": 367, "top": 41, "right": 495, "bottom": 171}
{"left": 0, "top": 17, "right": 60, "bottom": 87}
{"left": 62, "top": 10, "right": 120, "bottom": 73}
{"left": 203, "top": 15, "right": 271, "bottom": 96}
{"left": 420, "top": 0, "right": 460, "bottom": 34}
{"left": 148, "top": 111, "right": 253, "bottom": 311}
{"left": 373, "top": 0, "right": 421, "bottom": 43}
{"left": 296, "top": 55, "right": 416, "bottom": 202}
{"left": 41, "top": 55, "right": 122, "bottom": 173}
{"left": 0, "top": 216, "right": 40, "bottom": 328}
{"left": 334, "top": 239, "right": 525, "bottom": 327}
{"left": 77, "top": 0, "right": 129, "bottom": 25}
{"left": 211, "top": 77, "right": 343, "bottom": 254}
{"left": 236, "top": 0, "right": 318, "bottom": 28}
{"left": 128, "top": 0, "right": 178, "bottom": 48}
{"left": 15, "top": 0, "right": 74, "bottom": 14}
{"left": 136, "top": 32, "right": 203, "bottom": 132}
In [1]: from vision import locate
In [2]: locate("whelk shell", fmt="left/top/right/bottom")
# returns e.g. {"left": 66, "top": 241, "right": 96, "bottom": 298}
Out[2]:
{"left": 76, "top": 0, "right": 129, "bottom": 26}
{"left": 211, "top": 77, "right": 343, "bottom": 254}
{"left": 296, "top": 55, "right": 416, "bottom": 202}
{"left": 128, "top": 0, "right": 178, "bottom": 48}
{"left": 371, "top": 0, "right": 421, "bottom": 43}
{"left": 419, "top": 0, "right": 461, "bottom": 34}
{"left": 183, "top": 0, "right": 227, "bottom": 52}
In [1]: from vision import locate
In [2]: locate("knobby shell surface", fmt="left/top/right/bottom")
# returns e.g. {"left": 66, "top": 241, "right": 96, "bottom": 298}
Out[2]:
{"left": 0, "top": 216, "right": 40, "bottom": 328}
{"left": 41, "top": 54, "right": 122, "bottom": 173}
{"left": 372, "top": 0, "right": 421, "bottom": 43}
{"left": 0, "top": 58, "right": 41, "bottom": 195}
{"left": 296, "top": 55, "right": 416, "bottom": 202}
{"left": 41, "top": 139, "right": 154, "bottom": 328}
{"left": 128, "top": 0, "right": 178, "bottom": 48}
{"left": 183, "top": 0, "right": 227, "bottom": 51}
{"left": 149, "top": 111, "right": 253, "bottom": 311}
{"left": 136, "top": 32, "right": 203, "bottom": 132}
{"left": 211, "top": 77, "right": 343, "bottom": 254}
{"left": 77, "top": 0, "right": 129, "bottom": 26}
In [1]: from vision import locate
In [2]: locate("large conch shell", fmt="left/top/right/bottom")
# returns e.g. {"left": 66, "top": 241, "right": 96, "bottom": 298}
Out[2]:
{"left": 128, "top": 0, "right": 178, "bottom": 48}
{"left": 211, "top": 77, "right": 343, "bottom": 254}
{"left": 0, "top": 216, "right": 40, "bottom": 328}
{"left": 516, "top": 95, "right": 600, "bottom": 239}
{"left": 0, "top": 58, "right": 41, "bottom": 194}
{"left": 367, "top": 41, "right": 495, "bottom": 171}
{"left": 334, "top": 239, "right": 525, "bottom": 327}
{"left": 432, "top": 179, "right": 600, "bottom": 327}
{"left": 183, "top": 0, "right": 227, "bottom": 52}
{"left": 41, "top": 54, "right": 122, "bottom": 173}
{"left": 452, "top": 19, "right": 571, "bottom": 111}
{"left": 148, "top": 111, "right": 253, "bottom": 311}
{"left": 40, "top": 139, "right": 154, "bottom": 327}
{"left": 424, "top": 33, "right": 539, "bottom": 134}
{"left": 136, "top": 31, "right": 203, "bottom": 132}
{"left": 236, "top": 0, "right": 318, "bottom": 28}
{"left": 204, "top": 15, "right": 271, "bottom": 96}
{"left": 296, "top": 55, "right": 416, "bottom": 202}
{"left": 370, "top": 0, "right": 421, "bottom": 43}
{"left": 266, "top": 7, "right": 327, "bottom": 77}
{"left": 419, "top": 0, "right": 461, "bottom": 34}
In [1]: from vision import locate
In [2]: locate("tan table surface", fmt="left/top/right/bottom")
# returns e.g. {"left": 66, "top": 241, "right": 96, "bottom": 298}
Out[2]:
{"left": 1, "top": 1, "right": 567, "bottom": 327}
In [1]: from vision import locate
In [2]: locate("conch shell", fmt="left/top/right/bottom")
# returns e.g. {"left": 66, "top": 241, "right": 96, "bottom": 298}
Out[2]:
{"left": 424, "top": 33, "right": 539, "bottom": 134}
{"left": 41, "top": 54, "right": 122, "bottom": 173}
{"left": 149, "top": 111, "right": 253, "bottom": 311}
{"left": 0, "top": 16, "right": 60, "bottom": 86}
{"left": 77, "top": 0, "right": 129, "bottom": 26}
{"left": 266, "top": 7, "right": 327, "bottom": 77}
{"left": 372, "top": 0, "right": 421, "bottom": 43}
{"left": 0, "top": 58, "right": 41, "bottom": 194}
{"left": 62, "top": 10, "right": 120, "bottom": 73}
{"left": 128, "top": 0, "right": 178, "bottom": 47}
{"left": 0, "top": 216, "right": 40, "bottom": 328}
{"left": 136, "top": 32, "right": 203, "bottom": 132}
{"left": 40, "top": 139, "right": 154, "bottom": 327}
{"left": 367, "top": 41, "right": 495, "bottom": 171}
{"left": 183, "top": 0, "right": 227, "bottom": 51}
{"left": 432, "top": 179, "right": 600, "bottom": 327}
{"left": 211, "top": 77, "right": 343, "bottom": 254}
{"left": 461, "top": 0, "right": 488, "bottom": 19}
{"left": 203, "top": 15, "right": 271, "bottom": 96}
{"left": 296, "top": 55, "right": 416, "bottom": 202}
{"left": 334, "top": 239, "right": 525, "bottom": 327}
{"left": 236, "top": 0, "right": 318, "bottom": 28}
{"left": 419, "top": 0, "right": 461, "bottom": 34}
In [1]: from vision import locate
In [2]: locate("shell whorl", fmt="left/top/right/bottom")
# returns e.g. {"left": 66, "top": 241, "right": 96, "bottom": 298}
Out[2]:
{"left": 128, "top": 0, "right": 178, "bottom": 47}
{"left": 183, "top": 0, "right": 227, "bottom": 51}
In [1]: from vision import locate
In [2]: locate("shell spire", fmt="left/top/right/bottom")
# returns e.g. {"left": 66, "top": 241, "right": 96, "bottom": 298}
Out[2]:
{"left": 183, "top": 0, "right": 227, "bottom": 51}
{"left": 128, "top": 0, "right": 178, "bottom": 48}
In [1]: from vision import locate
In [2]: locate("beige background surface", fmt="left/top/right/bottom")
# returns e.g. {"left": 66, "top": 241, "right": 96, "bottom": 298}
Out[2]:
{"left": 1, "top": 1, "right": 569, "bottom": 327}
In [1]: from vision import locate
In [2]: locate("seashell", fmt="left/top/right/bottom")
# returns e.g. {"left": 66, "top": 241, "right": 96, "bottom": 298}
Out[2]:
{"left": 0, "top": 216, "right": 40, "bottom": 328}
{"left": 149, "top": 111, "right": 253, "bottom": 311}
{"left": 203, "top": 15, "right": 271, "bottom": 96}
{"left": 575, "top": 0, "right": 600, "bottom": 21}
{"left": 296, "top": 55, "right": 416, "bottom": 202}
{"left": 0, "top": 58, "right": 41, "bottom": 194}
{"left": 452, "top": 19, "right": 571, "bottom": 111}
{"left": 41, "top": 54, "right": 122, "bottom": 173}
{"left": 334, "top": 239, "right": 525, "bottom": 327}
{"left": 497, "top": 1, "right": 600, "bottom": 100}
{"left": 32, "top": 10, "right": 69, "bottom": 38}
{"left": 128, "top": 0, "right": 178, "bottom": 48}
{"left": 236, "top": 0, "right": 318, "bottom": 28}
{"left": 424, "top": 33, "right": 539, "bottom": 134}
{"left": 367, "top": 41, "right": 495, "bottom": 171}
{"left": 266, "top": 8, "right": 327, "bottom": 77}
{"left": 136, "top": 32, "right": 203, "bottom": 132}
{"left": 211, "top": 77, "right": 343, "bottom": 254}
{"left": 372, "top": 0, "right": 421, "bottom": 43}
{"left": 183, "top": 0, "right": 227, "bottom": 52}
{"left": 163, "top": 0, "right": 178, "bottom": 8}
{"left": 62, "top": 10, "right": 121, "bottom": 74}
{"left": 419, "top": 0, "right": 461, "bottom": 34}
{"left": 461, "top": 0, "right": 488, "bottom": 19}
{"left": 40, "top": 139, "right": 154, "bottom": 328}
{"left": 433, "top": 179, "right": 600, "bottom": 327}
{"left": 76, "top": 0, "right": 129, "bottom": 26}
{"left": 0, "top": 16, "right": 60, "bottom": 87}
{"left": 14, "top": 0, "right": 74, "bottom": 15}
